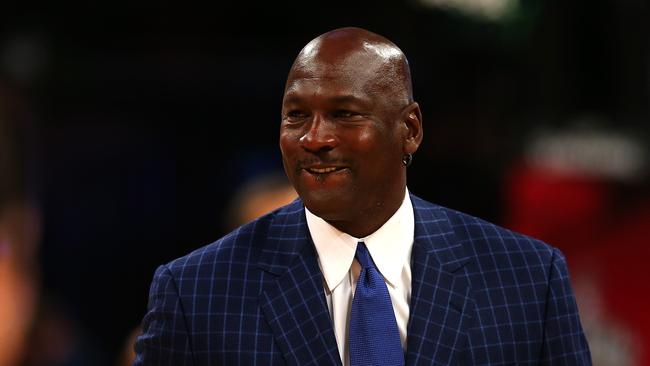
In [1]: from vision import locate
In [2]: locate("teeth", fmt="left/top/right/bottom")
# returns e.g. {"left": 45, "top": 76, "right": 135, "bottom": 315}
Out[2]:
{"left": 310, "top": 167, "right": 339, "bottom": 173}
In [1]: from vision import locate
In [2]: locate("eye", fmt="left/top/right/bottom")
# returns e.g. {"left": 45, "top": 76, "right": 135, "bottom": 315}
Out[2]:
{"left": 283, "top": 110, "right": 309, "bottom": 123}
{"left": 333, "top": 110, "right": 361, "bottom": 119}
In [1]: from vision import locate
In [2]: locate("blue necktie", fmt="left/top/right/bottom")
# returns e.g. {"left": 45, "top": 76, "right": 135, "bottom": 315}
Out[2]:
{"left": 349, "top": 242, "right": 404, "bottom": 366}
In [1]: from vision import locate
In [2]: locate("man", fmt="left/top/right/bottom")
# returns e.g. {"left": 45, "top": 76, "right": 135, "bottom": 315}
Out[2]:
{"left": 134, "top": 27, "right": 591, "bottom": 365}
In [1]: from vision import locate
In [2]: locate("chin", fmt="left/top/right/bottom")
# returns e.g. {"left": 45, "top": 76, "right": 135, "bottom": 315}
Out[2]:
{"left": 300, "top": 191, "right": 352, "bottom": 221}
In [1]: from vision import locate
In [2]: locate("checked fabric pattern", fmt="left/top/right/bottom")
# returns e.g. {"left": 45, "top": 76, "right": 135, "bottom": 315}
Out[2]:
{"left": 134, "top": 194, "right": 591, "bottom": 365}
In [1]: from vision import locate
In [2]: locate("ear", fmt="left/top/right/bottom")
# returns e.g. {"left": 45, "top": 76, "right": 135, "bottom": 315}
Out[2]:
{"left": 401, "top": 102, "right": 423, "bottom": 155}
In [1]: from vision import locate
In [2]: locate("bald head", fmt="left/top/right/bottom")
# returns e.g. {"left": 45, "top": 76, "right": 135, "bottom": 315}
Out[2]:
{"left": 279, "top": 27, "right": 424, "bottom": 236}
{"left": 287, "top": 27, "right": 414, "bottom": 108}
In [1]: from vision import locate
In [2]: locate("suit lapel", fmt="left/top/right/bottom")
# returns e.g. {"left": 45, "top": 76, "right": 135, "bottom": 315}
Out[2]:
{"left": 258, "top": 201, "right": 341, "bottom": 366}
{"left": 406, "top": 195, "right": 475, "bottom": 366}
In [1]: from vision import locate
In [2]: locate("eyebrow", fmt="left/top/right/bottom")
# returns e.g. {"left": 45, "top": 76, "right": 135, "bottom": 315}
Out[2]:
{"left": 330, "top": 95, "right": 365, "bottom": 105}
{"left": 283, "top": 94, "right": 366, "bottom": 105}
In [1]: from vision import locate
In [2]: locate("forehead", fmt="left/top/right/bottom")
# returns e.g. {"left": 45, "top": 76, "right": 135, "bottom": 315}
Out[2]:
{"left": 284, "top": 77, "right": 370, "bottom": 105}
{"left": 284, "top": 57, "right": 386, "bottom": 104}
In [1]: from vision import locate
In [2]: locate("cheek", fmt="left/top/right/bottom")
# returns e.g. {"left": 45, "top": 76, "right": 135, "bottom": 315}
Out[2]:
{"left": 354, "top": 129, "right": 402, "bottom": 178}
{"left": 355, "top": 129, "right": 382, "bottom": 151}
{"left": 279, "top": 130, "right": 298, "bottom": 156}
{"left": 279, "top": 130, "right": 304, "bottom": 179}
{"left": 355, "top": 128, "right": 396, "bottom": 155}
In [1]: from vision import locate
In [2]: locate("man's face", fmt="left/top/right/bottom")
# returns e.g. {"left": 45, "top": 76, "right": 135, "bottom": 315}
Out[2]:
{"left": 279, "top": 52, "right": 407, "bottom": 226}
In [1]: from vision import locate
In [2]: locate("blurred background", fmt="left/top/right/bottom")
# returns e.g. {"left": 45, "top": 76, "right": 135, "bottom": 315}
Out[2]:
{"left": 0, "top": 0, "right": 648, "bottom": 365}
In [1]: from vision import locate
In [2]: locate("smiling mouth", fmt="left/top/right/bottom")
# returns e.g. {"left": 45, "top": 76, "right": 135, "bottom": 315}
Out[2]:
{"left": 306, "top": 167, "right": 345, "bottom": 174}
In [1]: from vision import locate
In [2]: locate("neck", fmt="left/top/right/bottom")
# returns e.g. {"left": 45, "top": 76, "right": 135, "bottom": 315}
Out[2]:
{"left": 326, "top": 188, "right": 406, "bottom": 238}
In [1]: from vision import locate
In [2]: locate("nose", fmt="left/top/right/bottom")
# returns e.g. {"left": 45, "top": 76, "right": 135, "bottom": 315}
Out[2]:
{"left": 299, "top": 115, "right": 338, "bottom": 153}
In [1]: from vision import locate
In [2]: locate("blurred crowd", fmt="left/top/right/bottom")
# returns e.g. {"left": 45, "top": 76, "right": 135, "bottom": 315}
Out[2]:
{"left": 503, "top": 124, "right": 650, "bottom": 365}
{"left": 0, "top": 89, "right": 298, "bottom": 365}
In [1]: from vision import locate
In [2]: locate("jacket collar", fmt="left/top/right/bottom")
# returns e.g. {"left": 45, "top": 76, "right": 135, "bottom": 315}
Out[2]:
{"left": 406, "top": 194, "right": 475, "bottom": 365}
{"left": 258, "top": 199, "right": 342, "bottom": 366}
{"left": 257, "top": 195, "right": 475, "bottom": 366}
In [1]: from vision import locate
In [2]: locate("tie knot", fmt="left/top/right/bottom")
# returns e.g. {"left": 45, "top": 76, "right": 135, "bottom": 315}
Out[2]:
{"left": 354, "top": 242, "right": 375, "bottom": 269}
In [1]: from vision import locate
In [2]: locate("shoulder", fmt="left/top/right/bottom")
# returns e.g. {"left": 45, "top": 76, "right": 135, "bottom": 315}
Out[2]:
{"left": 411, "top": 194, "right": 557, "bottom": 269}
{"left": 410, "top": 196, "right": 590, "bottom": 363}
{"left": 161, "top": 199, "right": 305, "bottom": 279}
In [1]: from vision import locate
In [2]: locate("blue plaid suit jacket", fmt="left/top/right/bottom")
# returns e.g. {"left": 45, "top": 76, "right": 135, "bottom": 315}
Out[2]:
{"left": 134, "top": 194, "right": 591, "bottom": 365}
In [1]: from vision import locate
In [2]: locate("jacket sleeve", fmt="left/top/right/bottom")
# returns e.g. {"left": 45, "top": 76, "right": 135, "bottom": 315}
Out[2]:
{"left": 134, "top": 265, "right": 194, "bottom": 366}
{"left": 540, "top": 247, "right": 592, "bottom": 365}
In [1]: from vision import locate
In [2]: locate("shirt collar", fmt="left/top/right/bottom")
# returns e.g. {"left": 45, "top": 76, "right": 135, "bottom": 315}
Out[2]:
{"left": 306, "top": 189, "right": 414, "bottom": 293}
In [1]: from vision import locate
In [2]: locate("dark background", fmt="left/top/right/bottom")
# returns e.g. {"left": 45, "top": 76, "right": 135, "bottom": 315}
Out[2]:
{"left": 1, "top": 0, "right": 648, "bottom": 363}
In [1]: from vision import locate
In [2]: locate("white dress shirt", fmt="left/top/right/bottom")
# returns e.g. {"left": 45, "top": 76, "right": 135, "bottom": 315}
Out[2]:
{"left": 305, "top": 189, "right": 414, "bottom": 366}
